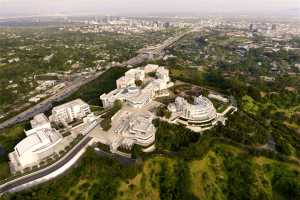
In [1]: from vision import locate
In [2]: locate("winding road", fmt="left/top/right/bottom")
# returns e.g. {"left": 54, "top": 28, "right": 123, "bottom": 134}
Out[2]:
{"left": 0, "top": 136, "right": 92, "bottom": 194}
{"left": 0, "top": 30, "right": 193, "bottom": 195}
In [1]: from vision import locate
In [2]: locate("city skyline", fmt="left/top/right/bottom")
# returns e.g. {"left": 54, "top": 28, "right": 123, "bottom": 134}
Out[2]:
{"left": 0, "top": 0, "right": 299, "bottom": 18}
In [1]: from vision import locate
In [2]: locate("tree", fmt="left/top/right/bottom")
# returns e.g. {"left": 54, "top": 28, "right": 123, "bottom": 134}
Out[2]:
{"left": 135, "top": 80, "right": 143, "bottom": 87}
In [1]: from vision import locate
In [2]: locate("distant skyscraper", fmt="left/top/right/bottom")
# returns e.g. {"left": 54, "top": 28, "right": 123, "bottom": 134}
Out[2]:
{"left": 249, "top": 24, "right": 254, "bottom": 31}
{"left": 164, "top": 22, "right": 170, "bottom": 28}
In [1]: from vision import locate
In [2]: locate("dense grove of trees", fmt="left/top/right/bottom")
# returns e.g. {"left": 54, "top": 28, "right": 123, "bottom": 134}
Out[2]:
{"left": 5, "top": 148, "right": 139, "bottom": 200}
{"left": 158, "top": 160, "right": 197, "bottom": 200}
{"left": 64, "top": 67, "right": 127, "bottom": 106}
{"left": 3, "top": 120, "right": 300, "bottom": 200}
{"left": 207, "top": 112, "right": 269, "bottom": 146}
{"left": 153, "top": 119, "right": 200, "bottom": 152}
{"left": 1, "top": 31, "right": 300, "bottom": 200}
{"left": 100, "top": 100, "right": 123, "bottom": 131}
{"left": 169, "top": 62, "right": 300, "bottom": 157}
{"left": 203, "top": 69, "right": 230, "bottom": 90}
{"left": 270, "top": 164, "right": 300, "bottom": 199}
{"left": 155, "top": 106, "right": 171, "bottom": 119}
{"left": 223, "top": 155, "right": 256, "bottom": 200}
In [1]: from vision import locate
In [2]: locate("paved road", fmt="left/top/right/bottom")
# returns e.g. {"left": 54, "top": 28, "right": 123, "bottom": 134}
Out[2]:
{"left": 0, "top": 31, "right": 192, "bottom": 131}
{"left": 124, "top": 30, "right": 193, "bottom": 66}
{"left": 137, "top": 31, "right": 193, "bottom": 55}
{"left": 0, "top": 71, "right": 105, "bottom": 130}
{"left": 0, "top": 30, "right": 196, "bottom": 194}
{"left": 0, "top": 136, "right": 92, "bottom": 194}
{"left": 0, "top": 30, "right": 194, "bottom": 194}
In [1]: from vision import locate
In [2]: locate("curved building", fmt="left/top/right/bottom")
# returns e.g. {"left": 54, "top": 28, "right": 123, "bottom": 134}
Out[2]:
{"left": 168, "top": 96, "right": 219, "bottom": 128}
{"left": 9, "top": 128, "right": 62, "bottom": 170}
{"left": 111, "top": 111, "right": 156, "bottom": 153}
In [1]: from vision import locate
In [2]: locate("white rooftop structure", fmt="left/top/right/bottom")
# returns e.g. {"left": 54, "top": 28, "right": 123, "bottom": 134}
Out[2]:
{"left": 125, "top": 68, "right": 145, "bottom": 81}
{"left": 208, "top": 93, "right": 229, "bottom": 103}
{"left": 30, "top": 113, "right": 50, "bottom": 129}
{"left": 116, "top": 76, "right": 135, "bottom": 89}
{"left": 14, "top": 129, "right": 62, "bottom": 166}
{"left": 144, "top": 64, "right": 159, "bottom": 73}
{"left": 111, "top": 111, "right": 156, "bottom": 151}
{"left": 116, "top": 68, "right": 145, "bottom": 89}
{"left": 100, "top": 65, "right": 173, "bottom": 108}
{"left": 156, "top": 66, "right": 170, "bottom": 82}
{"left": 100, "top": 86, "right": 154, "bottom": 109}
{"left": 25, "top": 113, "right": 51, "bottom": 136}
{"left": 50, "top": 99, "right": 91, "bottom": 125}
{"left": 127, "top": 113, "right": 155, "bottom": 146}
{"left": 168, "top": 96, "right": 219, "bottom": 129}
{"left": 9, "top": 114, "right": 63, "bottom": 171}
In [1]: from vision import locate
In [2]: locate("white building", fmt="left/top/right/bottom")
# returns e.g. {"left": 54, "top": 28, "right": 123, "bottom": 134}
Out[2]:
{"left": 156, "top": 66, "right": 170, "bottom": 82}
{"left": 50, "top": 99, "right": 91, "bottom": 125}
{"left": 208, "top": 93, "right": 229, "bottom": 103}
{"left": 100, "top": 85, "right": 154, "bottom": 109}
{"left": 25, "top": 113, "right": 51, "bottom": 136}
{"left": 35, "top": 80, "right": 56, "bottom": 92}
{"left": 116, "top": 76, "right": 135, "bottom": 89}
{"left": 125, "top": 68, "right": 145, "bottom": 81}
{"left": 111, "top": 111, "right": 156, "bottom": 152}
{"left": 144, "top": 64, "right": 159, "bottom": 73}
{"left": 9, "top": 114, "right": 63, "bottom": 172}
{"left": 168, "top": 96, "right": 221, "bottom": 129}
{"left": 100, "top": 66, "right": 173, "bottom": 108}
{"left": 116, "top": 68, "right": 145, "bottom": 89}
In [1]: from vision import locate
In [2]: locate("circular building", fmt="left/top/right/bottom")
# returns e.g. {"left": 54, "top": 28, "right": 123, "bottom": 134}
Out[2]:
{"left": 126, "top": 86, "right": 140, "bottom": 94}
{"left": 168, "top": 96, "right": 218, "bottom": 128}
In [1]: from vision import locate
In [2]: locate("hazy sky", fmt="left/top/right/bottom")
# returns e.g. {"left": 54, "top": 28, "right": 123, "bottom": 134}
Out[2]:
{"left": 0, "top": 0, "right": 299, "bottom": 17}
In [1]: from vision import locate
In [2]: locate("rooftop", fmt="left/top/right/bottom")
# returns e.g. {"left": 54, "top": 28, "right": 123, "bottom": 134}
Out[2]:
{"left": 52, "top": 99, "right": 88, "bottom": 112}
{"left": 15, "top": 128, "right": 62, "bottom": 157}
{"left": 30, "top": 113, "right": 49, "bottom": 129}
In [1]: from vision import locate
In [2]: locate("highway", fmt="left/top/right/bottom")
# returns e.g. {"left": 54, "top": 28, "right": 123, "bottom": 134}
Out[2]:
{"left": 137, "top": 30, "right": 194, "bottom": 55}
{"left": 0, "top": 71, "right": 105, "bottom": 130}
{"left": 0, "top": 30, "right": 192, "bottom": 131}
{"left": 124, "top": 30, "right": 193, "bottom": 66}
{"left": 0, "top": 30, "right": 194, "bottom": 194}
